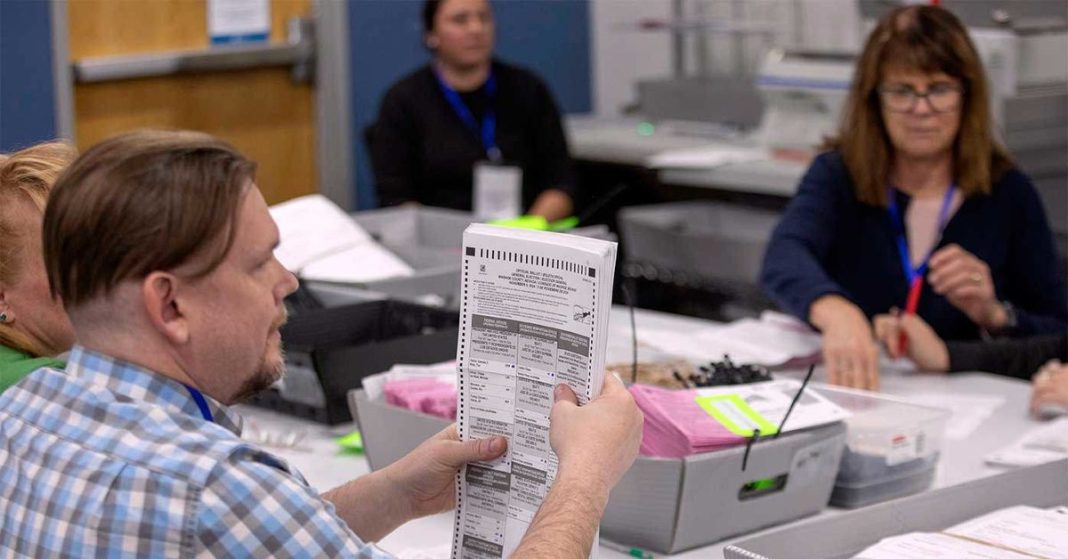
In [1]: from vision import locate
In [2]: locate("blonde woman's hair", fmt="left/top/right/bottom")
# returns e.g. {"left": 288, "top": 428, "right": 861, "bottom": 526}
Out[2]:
{"left": 0, "top": 140, "right": 77, "bottom": 356}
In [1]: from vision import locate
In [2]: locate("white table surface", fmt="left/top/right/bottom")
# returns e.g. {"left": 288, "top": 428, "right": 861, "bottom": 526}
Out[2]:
{"left": 564, "top": 115, "right": 806, "bottom": 198}
{"left": 234, "top": 306, "right": 1047, "bottom": 558}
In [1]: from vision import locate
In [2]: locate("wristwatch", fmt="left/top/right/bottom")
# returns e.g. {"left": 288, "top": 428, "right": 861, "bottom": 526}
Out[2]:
{"left": 1000, "top": 300, "right": 1018, "bottom": 331}
{"left": 982, "top": 300, "right": 1017, "bottom": 339}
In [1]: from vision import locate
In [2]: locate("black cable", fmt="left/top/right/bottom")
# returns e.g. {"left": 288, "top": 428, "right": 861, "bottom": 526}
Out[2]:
{"left": 575, "top": 182, "right": 629, "bottom": 226}
{"left": 621, "top": 278, "right": 638, "bottom": 384}
{"left": 774, "top": 364, "right": 816, "bottom": 438}
{"left": 741, "top": 428, "right": 760, "bottom": 471}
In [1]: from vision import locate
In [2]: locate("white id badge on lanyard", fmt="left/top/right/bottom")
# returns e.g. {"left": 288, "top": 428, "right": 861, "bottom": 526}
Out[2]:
{"left": 474, "top": 162, "right": 522, "bottom": 220}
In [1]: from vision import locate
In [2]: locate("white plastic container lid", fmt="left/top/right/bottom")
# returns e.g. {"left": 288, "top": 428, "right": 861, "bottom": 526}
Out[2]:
{"left": 812, "top": 383, "right": 952, "bottom": 465}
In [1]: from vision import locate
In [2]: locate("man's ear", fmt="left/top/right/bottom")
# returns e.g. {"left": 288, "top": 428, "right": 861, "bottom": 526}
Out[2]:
{"left": 142, "top": 272, "right": 189, "bottom": 344}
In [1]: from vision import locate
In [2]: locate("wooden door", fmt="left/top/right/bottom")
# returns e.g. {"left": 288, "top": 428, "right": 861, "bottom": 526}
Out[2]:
{"left": 68, "top": 0, "right": 316, "bottom": 204}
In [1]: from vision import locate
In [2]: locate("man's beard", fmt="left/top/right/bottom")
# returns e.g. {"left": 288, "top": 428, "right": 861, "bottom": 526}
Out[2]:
{"left": 230, "top": 346, "right": 286, "bottom": 404}
{"left": 230, "top": 309, "right": 288, "bottom": 404}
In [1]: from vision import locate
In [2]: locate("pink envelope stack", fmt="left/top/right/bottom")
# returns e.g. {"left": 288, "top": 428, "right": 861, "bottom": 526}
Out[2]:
{"left": 629, "top": 384, "right": 746, "bottom": 458}
{"left": 383, "top": 378, "right": 458, "bottom": 421}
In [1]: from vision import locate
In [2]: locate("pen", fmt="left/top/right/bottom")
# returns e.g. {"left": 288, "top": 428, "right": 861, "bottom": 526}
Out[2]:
{"left": 898, "top": 277, "right": 923, "bottom": 355}
{"left": 600, "top": 538, "right": 655, "bottom": 559}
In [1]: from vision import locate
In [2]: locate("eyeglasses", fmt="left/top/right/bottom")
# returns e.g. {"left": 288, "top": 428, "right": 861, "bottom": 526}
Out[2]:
{"left": 878, "top": 83, "right": 963, "bottom": 113}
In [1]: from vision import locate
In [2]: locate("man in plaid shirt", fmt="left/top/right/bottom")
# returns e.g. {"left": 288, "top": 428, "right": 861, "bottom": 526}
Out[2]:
{"left": 0, "top": 130, "right": 643, "bottom": 558}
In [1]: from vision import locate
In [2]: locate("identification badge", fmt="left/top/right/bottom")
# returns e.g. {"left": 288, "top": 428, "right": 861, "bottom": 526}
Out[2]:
{"left": 474, "top": 163, "right": 522, "bottom": 220}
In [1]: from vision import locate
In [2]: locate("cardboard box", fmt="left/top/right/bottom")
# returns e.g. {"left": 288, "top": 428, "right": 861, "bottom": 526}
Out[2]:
{"left": 348, "top": 389, "right": 846, "bottom": 553}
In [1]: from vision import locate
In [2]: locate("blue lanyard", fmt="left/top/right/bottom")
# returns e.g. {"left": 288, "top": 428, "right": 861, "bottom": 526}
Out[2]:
{"left": 433, "top": 68, "right": 501, "bottom": 162}
{"left": 182, "top": 384, "right": 214, "bottom": 423}
{"left": 886, "top": 184, "right": 957, "bottom": 285}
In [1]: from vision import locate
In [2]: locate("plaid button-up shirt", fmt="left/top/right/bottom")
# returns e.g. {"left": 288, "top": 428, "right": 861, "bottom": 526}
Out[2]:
{"left": 0, "top": 346, "right": 393, "bottom": 558}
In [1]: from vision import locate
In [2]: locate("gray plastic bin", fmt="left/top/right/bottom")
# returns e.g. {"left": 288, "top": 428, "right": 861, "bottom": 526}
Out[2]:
{"left": 307, "top": 206, "right": 476, "bottom": 309}
{"left": 311, "top": 208, "right": 615, "bottom": 309}
{"left": 618, "top": 201, "right": 781, "bottom": 287}
{"left": 725, "top": 458, "right": 1068, "bottom": 559}
{"left": 348, "top": 389, "right": 846, "bottom": 554}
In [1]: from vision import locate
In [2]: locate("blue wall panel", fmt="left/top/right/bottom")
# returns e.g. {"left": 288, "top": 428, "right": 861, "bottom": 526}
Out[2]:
{"left": 0, "top": 0, "right": 57, "bottom": 152}
{"left": 348, "top": 0, "right": 591, "bottom": 209}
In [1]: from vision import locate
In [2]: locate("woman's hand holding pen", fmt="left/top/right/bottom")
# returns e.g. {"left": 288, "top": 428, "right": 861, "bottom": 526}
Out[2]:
{"left": 810, "top": 295, "right": 880, "bottom": 390}
{"left": 928, "top": 244, "right": 1007, "bottom": 332}
{"left": 874, "top": 310, "right": 949, "bottom": 372}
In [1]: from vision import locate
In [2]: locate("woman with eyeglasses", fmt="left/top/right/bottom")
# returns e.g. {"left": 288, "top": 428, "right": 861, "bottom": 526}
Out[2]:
{"left": 760, "top": 5, "right": 1066, "bottom": 390}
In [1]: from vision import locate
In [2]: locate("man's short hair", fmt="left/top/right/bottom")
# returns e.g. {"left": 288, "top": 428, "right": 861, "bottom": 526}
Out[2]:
{"left": 43, "top": 129, "right": 256, "bottom": 308}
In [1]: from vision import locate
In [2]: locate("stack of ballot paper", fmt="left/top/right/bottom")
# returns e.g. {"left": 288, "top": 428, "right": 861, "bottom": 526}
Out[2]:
{"left": 631, "top": 379, "right": 850, "bottom": 458}
{"left": 986, "top": 417, "right": 1068, "bottom": 468}
{"left": 638, "top": 311, "right": 822, "bottom": 367}
{"left": 453, "top": 224, "right": 617, "bottom": 558}
{"left": 856, "top": 506, "right": 1068, "bottom": 559}
{"left": 645, "top": 144, "right": 768, "bottom": 169}
{"left": 269, "top": 194, "right": 413, "bottom": 283}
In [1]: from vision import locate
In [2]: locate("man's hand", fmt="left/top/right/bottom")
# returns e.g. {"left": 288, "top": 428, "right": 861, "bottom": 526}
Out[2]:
{"left": 322, "top": 425, "right": 506, "bottom": 542}
{"left": 874, "top": 310, "right": 949, "bottom": 372}
{"left": 511, "top": 373, "right": 643, "bottom": 558}
{"left": 383, "top": 424, "right": 507, "bottom": 520}
{"left": 549, "top": 373, "right": 643, "bottom": 497}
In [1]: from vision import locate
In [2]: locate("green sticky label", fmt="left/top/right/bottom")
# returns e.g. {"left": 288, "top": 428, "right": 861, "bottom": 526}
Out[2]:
{"left": 547, "top": 216, "right": 580, "bottom": 232}
{"left": 695, "top": 394, "right": 779, "bottom": 437}
{"left": 336, "top": 431, "right": 364, "bottom": 453}
{"left": 489, "top": 215, "right": 549, "bottom": 230}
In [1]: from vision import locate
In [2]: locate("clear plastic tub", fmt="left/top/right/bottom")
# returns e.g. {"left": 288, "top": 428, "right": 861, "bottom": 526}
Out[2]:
{"left": 813, "top": 385, "right": 951, "bottom": 509}
{"left": 617, "top": 201, "right": 781, "bottom": 286}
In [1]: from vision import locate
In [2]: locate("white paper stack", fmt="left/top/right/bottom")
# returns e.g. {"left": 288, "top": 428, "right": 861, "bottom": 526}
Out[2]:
{"left": 646, "top": 144, "right": 768, "bottom": 169}
{"left": 986, "top": 417, "right": 1068, "bottom": 468}
{"left": 269, "top": 194, "right": 413, "bottom": 283}
{"left": 452, "top": 224, "right": 617, "bottom": 559}
{"left": 639, "top": 311, "right": 822, "bottom": 367}
{"left": 856, "top": 506, "right": 1068, "bottom": 559}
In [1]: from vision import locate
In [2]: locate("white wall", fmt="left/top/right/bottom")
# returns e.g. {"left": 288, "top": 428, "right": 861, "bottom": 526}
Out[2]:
{"left": 590, "top": 0, "right": 865, "bottom": 117}
{"left": 590, "top": 0, "right": 673, "bottom": 116}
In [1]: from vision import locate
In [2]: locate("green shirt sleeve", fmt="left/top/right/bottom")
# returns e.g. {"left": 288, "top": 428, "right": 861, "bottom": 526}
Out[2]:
{"left": 0, "top": 344, "right": 65, "bottom": 393}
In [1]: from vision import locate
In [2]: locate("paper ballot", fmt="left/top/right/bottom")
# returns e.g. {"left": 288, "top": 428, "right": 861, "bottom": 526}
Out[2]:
{"left": 452, "top": 224, "right": 616, "bottom": 559}
{"left": 855, "top": 506, "right": 1068, "bottom": 559}
{"left": 854, "top": 532, "right": 1034, "bottom": 559}
{"left": 269, "top": 194, "right": 412, "bottom": 283}
{"left": 945, "top": 506, "right": 1068, "bottom": 559}
{"left": 986, "top": 417, "right": 1068, "bottom": 468}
